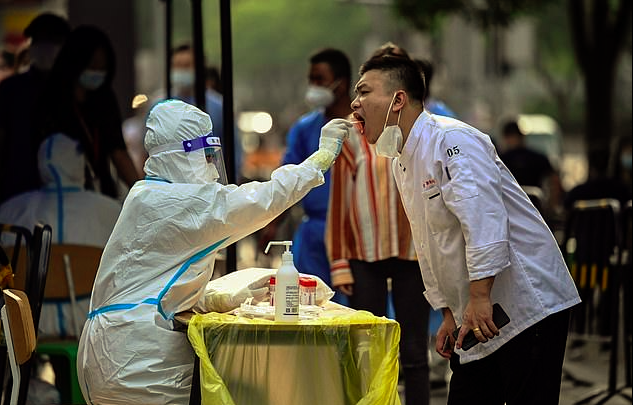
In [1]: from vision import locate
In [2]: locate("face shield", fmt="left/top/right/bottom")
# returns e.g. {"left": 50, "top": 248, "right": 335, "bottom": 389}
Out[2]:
{"left": 148, "top": 133, "right": 228, "bottom": 185}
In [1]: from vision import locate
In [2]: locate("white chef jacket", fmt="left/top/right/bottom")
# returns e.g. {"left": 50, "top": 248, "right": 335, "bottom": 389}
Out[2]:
{"left": 393, "top": 111, "right": 580, "bottom": 363}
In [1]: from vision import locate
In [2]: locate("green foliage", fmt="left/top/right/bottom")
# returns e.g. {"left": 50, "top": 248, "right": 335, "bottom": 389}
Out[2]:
{"left": 393, "top": 0, "right": 461, "bottom": 33}
{"left": 393, "top": 0, "right": 559, "bottom": 31}
{"left": 195, "top": 0, "right": 370, "bottom": 77}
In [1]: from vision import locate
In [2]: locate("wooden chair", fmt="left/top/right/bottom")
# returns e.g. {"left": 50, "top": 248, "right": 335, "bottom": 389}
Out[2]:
{"left": 43, "top": 244, "right": 103, "bottom": 338}
{"left": 1, "top": 289, "right": 36, "bottom": 405}
{"left": 0, "top": 225, "right": 34, "bottom": 403}
{"left": 37, "top": 244, "right": 102, "bottom": 405}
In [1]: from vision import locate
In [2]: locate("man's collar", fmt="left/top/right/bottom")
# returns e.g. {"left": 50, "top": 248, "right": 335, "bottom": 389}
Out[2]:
{"left": 398, "top": 110, "right": 431, "bottom": 168}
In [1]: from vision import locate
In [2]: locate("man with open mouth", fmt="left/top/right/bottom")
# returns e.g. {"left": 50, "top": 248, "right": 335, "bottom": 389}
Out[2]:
{"left": 350, "top": 54, "right": 580, "bottom": 405}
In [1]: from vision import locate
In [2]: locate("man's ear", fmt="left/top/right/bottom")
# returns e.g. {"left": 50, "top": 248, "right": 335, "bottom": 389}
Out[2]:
{"left": 393, "top": 90, "right": 407, "bottom": 111}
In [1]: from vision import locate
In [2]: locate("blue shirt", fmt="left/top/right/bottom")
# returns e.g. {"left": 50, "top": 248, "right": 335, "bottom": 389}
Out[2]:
{"left": 283, "top": 110, "right": 329, "bottom": 218}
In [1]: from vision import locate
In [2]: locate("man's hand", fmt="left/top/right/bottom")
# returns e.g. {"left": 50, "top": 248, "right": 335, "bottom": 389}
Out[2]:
{"left": 455, "top": 277, "right": 496, "bottom": 349}
{"left": 436, "top": 308, "right": 457, "bottom": 359}
{"left": 337, "top": 283, "right": 353, "bottom": 296}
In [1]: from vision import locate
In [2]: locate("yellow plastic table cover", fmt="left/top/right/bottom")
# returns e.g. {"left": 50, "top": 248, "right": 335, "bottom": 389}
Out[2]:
{"left": 187, "top": 308, "right": 401, "bottom": 405}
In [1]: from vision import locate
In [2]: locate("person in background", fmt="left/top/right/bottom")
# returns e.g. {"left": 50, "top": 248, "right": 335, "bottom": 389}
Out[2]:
{"left": 498, "top": 119, "right": 562, "bottom": 216}
{"left": 325, "top": 112, "right": 431, "bottom": 405}
{"left": 205, "top": 65, "right": 222, "bottom": 94}
{"left": 77, "top": 99, "right": 350, "bottom": 404}
{"left": 0, "top": 133, "right": 121, "bottom": 336}
{"left": 0, "top": 49, "right": 15, "bottom": 82}
{"left": 0, "top": 12, "right": 71, "bottom": 204}
{"left": 415, "top": 58, "right": 457, "bottom": 118}
{"left": 325, "top": 43, "right": 430, "bottom": 404}
{"left": 564, "top": 142, "right": 632, "bottom": 211}
{"left": 169, "top": 44, "right": 242, "bottom": 180}
{"left": 37, "top": 24, "right": 140, "bottom": 199}
{"left": 171, "top": 44, "right": 224, "bottom": 138}
{"left": 350, "top": 55, "right": 580, "bottom": 404}
{"left": 278, "top": 48, "right": 353, "bottom": 304}
{"left": 563, "top": 136, "right": 632, "bottom": 351}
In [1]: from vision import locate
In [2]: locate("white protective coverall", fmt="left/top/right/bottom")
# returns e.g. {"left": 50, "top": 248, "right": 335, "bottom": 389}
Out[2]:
{"left": 77, "top": 99, "right": 346, "bottom": 404}
{"left": 0, "top": 133, "right": 122, "bottom": 337}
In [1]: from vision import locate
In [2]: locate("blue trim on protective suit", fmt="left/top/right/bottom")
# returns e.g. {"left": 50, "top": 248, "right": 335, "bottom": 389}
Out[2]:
{"left": 156, "top": 236, "right": 229, "bottom": 319}
{"left": 87, "top": 237, "right": 229, "bottom": 320}
{"left": 47, "top": 163, "right": 65, "bottom": 242}
{"left": 43, "top": 187, "right": 81, "bottom": 193}
{"left": 144, "top": 176, "right": 172, "bottom": 183}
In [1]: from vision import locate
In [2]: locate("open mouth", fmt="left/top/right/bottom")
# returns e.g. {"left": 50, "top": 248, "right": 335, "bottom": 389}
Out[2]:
{"left": 352, "top": 113, "right": 365, "bottom": 135}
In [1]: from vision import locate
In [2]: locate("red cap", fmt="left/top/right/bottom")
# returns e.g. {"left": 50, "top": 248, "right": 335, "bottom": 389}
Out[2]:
{"left": 299, "top": 276, "right": 317, "bottom": 287}
{"left": 269, "top": 276, "right": 275, "bottom": 285}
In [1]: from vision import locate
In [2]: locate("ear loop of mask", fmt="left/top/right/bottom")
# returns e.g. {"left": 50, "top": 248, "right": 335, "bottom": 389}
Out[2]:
{"left": 383, "top": 92, "right": 402, "bottom": 130}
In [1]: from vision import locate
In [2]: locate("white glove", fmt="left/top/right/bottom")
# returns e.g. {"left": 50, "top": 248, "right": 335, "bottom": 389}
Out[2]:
{"left": 319, "top": 118, "right": 353, "bottom": 156}
{"left": 196, "top": 268, "right": 275, "bottom": 313}
{"left": 306, "top": 119, "right": 352, "bottom": 172}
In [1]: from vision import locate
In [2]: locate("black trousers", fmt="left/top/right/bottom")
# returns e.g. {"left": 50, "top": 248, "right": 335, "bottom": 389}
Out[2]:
{"left": 448, "top": 309, "right": 572, "bottom": 405}
{"left": 349, "top": 258, "right": 431, "bottom": 405}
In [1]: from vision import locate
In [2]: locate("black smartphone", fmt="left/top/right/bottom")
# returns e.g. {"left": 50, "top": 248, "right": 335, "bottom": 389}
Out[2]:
{"left": 452, "top": 303, "right": 510, "bottom": 351}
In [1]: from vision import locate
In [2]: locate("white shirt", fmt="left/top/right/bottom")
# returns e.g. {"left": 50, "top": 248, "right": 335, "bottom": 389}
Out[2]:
{"left": 393, "top": 111, "right": 580, "bottom": 363}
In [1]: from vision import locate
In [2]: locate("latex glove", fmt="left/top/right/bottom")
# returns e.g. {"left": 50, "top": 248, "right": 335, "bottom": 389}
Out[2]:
{"left": 306, "top": 149, "right": 337, "bottom": 172}
{"left": 319, "top": 118, "right": 353, "bottom": 156}
{"left": 306, "top": 119, "right": 353, "bottom": 172}
{"left": 197, "top": 268, "right": 275, "bottom": 313}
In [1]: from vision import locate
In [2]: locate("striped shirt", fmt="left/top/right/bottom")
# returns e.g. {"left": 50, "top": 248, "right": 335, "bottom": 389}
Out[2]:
{"left": 325, "top": 131, "right": 417, "bottom": 287}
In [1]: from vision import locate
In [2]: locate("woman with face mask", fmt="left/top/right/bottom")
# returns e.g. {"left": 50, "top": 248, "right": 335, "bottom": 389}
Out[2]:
{"left": 37, "top": 25, "right": 141, "bottom": 199}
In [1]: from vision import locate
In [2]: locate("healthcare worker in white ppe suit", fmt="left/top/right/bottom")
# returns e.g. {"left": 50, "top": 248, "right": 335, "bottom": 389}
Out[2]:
{"left": 77, "top": 99, "right": 352, "bottom": 404}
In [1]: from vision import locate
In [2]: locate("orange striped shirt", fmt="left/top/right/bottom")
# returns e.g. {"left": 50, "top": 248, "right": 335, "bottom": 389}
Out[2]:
{"left": 325, "top": 132, "right": 417, "bottom": 287}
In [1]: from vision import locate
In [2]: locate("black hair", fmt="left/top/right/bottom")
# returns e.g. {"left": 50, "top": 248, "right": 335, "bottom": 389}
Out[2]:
{"left": 37, "top": 25, "right": 120, "bottom": 155}
{"left": 370, "top": 41, "right": 410, "bottom": 59}
{"left": 413, "top": 59, "right": 433, "bottom": 100}
{"left": 23, "top": 12, "right": 70, "bottom": 42}
{"left": 44, "top": 24, "right": 116, "bottom": 95}
{"left": 171, "top": 43, "right": 193, "bottom": 58}
{"left": 359, "top": 55, "right": 426, "bottom": 106}
{"left": 502, "top": 120, "right": 523, "bottom": 137}
{"left": 309, "top": 48, "right": 351, "bottom": 88}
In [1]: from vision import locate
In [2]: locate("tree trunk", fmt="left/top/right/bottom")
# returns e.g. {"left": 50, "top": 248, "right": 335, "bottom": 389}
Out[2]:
{"left": 568, "top": 0, "right": 632, "bottom": 175}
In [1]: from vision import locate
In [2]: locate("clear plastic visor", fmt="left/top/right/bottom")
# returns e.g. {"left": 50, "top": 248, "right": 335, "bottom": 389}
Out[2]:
{"left": 148, "top": 133, "right": 228, "bottom": 184}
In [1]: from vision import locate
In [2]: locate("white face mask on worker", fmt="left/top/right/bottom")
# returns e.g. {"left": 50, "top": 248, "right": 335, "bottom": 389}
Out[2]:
{"left": 375, "top": 93, "right": 403, "bottom": 158}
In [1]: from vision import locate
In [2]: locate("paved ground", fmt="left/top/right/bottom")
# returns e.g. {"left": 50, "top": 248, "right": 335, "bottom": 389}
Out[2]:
{"left": 416, "top": 339, "right": 632, "bottom": 405}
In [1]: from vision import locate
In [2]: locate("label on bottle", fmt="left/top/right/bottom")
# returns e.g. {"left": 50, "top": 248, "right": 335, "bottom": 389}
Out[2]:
{"left": 284, "top": 285, "right": 299, "bottom": 313}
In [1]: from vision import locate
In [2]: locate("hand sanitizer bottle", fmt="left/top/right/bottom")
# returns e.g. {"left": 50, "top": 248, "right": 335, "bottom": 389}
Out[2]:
{"left": 265, "top": 241, "right": 299, "bottom": 322}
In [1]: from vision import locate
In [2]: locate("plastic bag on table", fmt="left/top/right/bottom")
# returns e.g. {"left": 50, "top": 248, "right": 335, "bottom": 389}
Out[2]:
{"left": 195, "top": 267, "right": 334, "bottom": 313}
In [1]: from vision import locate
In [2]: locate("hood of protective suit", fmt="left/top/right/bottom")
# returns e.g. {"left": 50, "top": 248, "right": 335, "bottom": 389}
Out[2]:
{"left": 38, "top": 133, "right": 85, "bottom": 189}
{"left": 143, "top": 99, "right": 215, "bottom": 184}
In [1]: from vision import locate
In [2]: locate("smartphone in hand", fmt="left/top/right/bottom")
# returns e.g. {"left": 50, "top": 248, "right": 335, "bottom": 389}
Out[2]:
{"left": 452, "top": 303, "right": 510, "bottom": 351}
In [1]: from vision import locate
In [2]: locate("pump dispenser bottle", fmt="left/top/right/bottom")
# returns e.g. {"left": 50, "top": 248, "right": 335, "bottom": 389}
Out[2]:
{"left": 265, "top": 241, "right": 299, "bottom": 322}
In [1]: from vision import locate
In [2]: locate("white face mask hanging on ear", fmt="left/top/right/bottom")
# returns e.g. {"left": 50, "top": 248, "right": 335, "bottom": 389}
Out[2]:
{"left": 375, "top": 93, "right": 403, "bottom": 158}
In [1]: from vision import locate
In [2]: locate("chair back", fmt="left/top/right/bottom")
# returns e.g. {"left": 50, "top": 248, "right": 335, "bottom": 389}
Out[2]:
{"left": 43, "top": 244, "right": 102, "bottom": 338}
{"left": 1, "top": 289, "right": 36, "bottom": 365}
{"left": 562, "top": 198, "right": 621, "bottom": 336}
{"left": 0, "top": 225, "right": 32, "bottom": 292}
{"left": 25, "top": 223, "right": 52, "bottom": 337}
{"left": 1, "top": 289, "right": 37, "bottom": 405}
{"left": 45, "top": 244, "right": 103, "bottom": 299}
